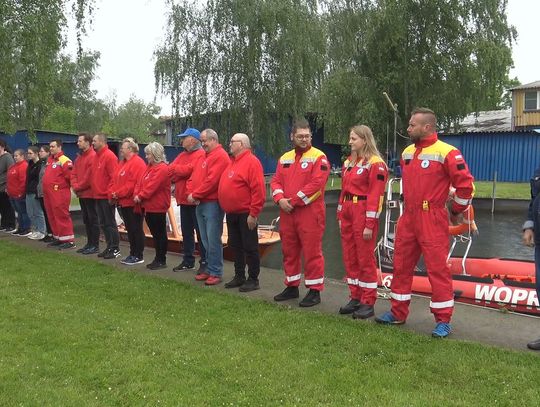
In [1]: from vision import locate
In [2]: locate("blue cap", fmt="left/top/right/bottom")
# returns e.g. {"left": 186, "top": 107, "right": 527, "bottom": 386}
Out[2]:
{"left": 176, "top": 128, "right": 200, "bottom": 140}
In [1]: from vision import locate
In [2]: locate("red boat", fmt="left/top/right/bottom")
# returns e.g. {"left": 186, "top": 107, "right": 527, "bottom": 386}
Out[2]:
{"left": 376, "top": 178, "right": 539, "bottom": 316}
{"left": 118, "top": 199, "right": 280, "bottom": 261}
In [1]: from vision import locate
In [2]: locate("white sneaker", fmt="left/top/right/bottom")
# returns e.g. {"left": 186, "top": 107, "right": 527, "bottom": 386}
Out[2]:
{"left": 29, "top": 232, "right": 45, "bottom": 240}
{"left": 27, "top": 231, "right": 38, "bottom": 239}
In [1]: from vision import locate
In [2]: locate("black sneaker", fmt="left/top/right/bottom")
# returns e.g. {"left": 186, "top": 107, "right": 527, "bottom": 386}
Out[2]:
{"left": 82, "top": 246, "right": 99, "bottom": 255}
{"left": 122, "top": 256, "right": 144, "bottom": 265}
{"left": 146, "top": 261, "right": 167, "bottom": 270}
{"left": 42, "top": 235, "right": 54, "bottom": 243}
{"left": 339, "top": 299, "right": 361, "bottom": 315}
{"left": 97, "top": 248, "right": 110, "bottom": 258}
{"left": 58, "top": 242, "right": 76, "bottom": 250}
{"left": 76, "top": 244, "right": 90, "bottom": 253}
{"left": 173, "top": 261, "right": 195, "bottom": 272}
{"left": 47, "top": 239, "right": 62, "bottom": 247}
{"left": 274, "top": 286, "right": 300, "bottom": 302}
{"left": 239, "top": 278, "right": 260, "bottom": 292}
{"left": 9, "top": 228, "right": 20, "bottom": 235}
{"left": 196, "top": 261, "right": 208, "bottom": 274}
{"left": 225, "top": 276, "right": 246, "bottom": 289}
{"left": 4, "top": 227, "right": 17, "bottom": 234}
{"left": 103, "top": 248, "right": 121, "bottom": 259}
{"left": 352, "top": 304, "right": 375, "bottom": 319}
{"left": 17, "top": 229, "right": 32, "bottom": 237}
{"left": 299, "top": 289, "right": 321, "bottom": 307}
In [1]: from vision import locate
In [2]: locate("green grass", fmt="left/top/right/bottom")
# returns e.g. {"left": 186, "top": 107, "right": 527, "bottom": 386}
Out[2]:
{"left": 326, "top": 176, "right": 530, "bottom": 200}
{"left": 1, "top": 239, "right": 539, "bottom": 405}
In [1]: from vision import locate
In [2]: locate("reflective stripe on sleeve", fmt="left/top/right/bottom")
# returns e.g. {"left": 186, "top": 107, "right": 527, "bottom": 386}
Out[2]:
{"left": 272, "top": 189, "right": 284, "bottom": 196}
{"left": 454, "top": 196, "right": 471, "bottom": 206}
{"left": 366, "top": 211, "right": 378, "bottom": 218}
{"left": 430, "top": 299, "right": 455, "bottom": 309}
{"left": 297, "top": 191, "right": 310, "bottom": 204}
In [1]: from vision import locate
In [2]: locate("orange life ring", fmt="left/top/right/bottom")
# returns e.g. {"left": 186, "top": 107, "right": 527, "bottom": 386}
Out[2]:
{"left": 448, "top": 205, "right": 477, "bottom": 236}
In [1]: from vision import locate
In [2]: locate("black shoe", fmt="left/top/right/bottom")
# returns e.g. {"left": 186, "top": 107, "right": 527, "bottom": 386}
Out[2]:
{"left": 97, "top": 248, "right": 110, "bottom": 258}
{"left": 76, "top": 244, "right": 90, "bottom": 253}
{"left": 58, "top": 242, "right": 76, "bottom": 250}
{"left": 224, "top": 276, "right": 246, "bottom": 289}
{"left": 352, "top": 304, "right": 375, "bottom": 319}
{"left": 339, "top": 299, "right": 361, "bottom": 315}
{"left": 47, "top": 239, "right": 62, "bottom": 247}
{"left": 42, "top": 235, "right": 54, "bottom": 243}
{"left": 196, "top": 261, "right": 208, "bottom": 274}
{"left": 16, "top": 229, "right": 32, "bottom": 236}
{"left": 299, "top": 289, "right": 321, "bottom": 307}
{"left": 239, "top": 278, "right": 260, "bottom": 292}
{"left": 146, "top": 261, "right": 167, "bottom": 270}
{"left": 527, "top": 338, "right": 540, "bottom": 350}
{"left": 103, "top": 248, "right": 121, "bottom": 259}
{"left": 173, "top": 261, "right": 195, "bottom": 272}
{"left": 274, "top": 286, "right": 300, "bottom": 302}
{"left": 82, "top": 246, "right": 99, "bottom": 255}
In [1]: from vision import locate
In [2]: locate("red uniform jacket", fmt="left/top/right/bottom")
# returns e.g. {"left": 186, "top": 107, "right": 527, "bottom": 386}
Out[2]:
{"left": 71, "top": 147, "right": 96, "bottom": 199}
{"left": 189, "top": 145, "right": 230, "bottom": 202}
{"left": 338, "top": 154, "right": 388, "bottom": 229}
{"left": 42, "top": 152, "right": 72, "bottom": 192}
{"left": 271, "top": 146, "right": 330, "bottom": 209}
{"left": 92, "top": 145, "right": 118, "bottom": 200}
{"left": 169, "top": 147, "right": 205, "bottom": 205}
{"left": 7, "top": 160, "right": 28, "bottom": 199}
{"left": 218, "top": 150, "right": 266, "bottom": 217}
{"left": 135, "top": 162, "right": 171, "bottom": 213}
{"left": 110, "top": 154, "right": 146, "bottom": 208}
{"left": 401, "top": 133, "right": 474, "bottom": 213}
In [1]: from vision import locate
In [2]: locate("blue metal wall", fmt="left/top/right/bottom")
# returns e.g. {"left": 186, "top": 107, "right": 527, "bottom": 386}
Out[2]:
{"left": 440, "top": 131, "right": 540, "bottom": 182}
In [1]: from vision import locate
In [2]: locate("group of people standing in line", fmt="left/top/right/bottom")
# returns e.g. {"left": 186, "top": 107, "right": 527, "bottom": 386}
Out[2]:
{"left": 1, "top": 107, "right": 481, "bottom": 339}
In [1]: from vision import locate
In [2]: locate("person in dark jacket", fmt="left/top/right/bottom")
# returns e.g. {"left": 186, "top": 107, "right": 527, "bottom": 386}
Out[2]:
{"left": 0, "top": 139, "right": 16, "bottom": 232}
{"left": 522, "top": 166, "right": 540, "bottom": 350}
{"left": 25, "top": 146, "right": 46, "bottom": 240}
{"left": 37, "top": 145, "right": 53, "bottom": 241}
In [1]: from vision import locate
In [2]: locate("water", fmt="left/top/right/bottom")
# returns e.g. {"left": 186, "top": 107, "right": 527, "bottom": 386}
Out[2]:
{"left": 259, "top": 195, "right": 535, "bottom": 280}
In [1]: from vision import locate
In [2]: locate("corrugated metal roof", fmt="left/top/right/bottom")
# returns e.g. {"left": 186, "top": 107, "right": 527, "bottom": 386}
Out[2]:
{"left": 510, "top": 80, "right": 540, "bottom": 91}
{"left": 457, "top": 109, "right": 511, "bottom": 133}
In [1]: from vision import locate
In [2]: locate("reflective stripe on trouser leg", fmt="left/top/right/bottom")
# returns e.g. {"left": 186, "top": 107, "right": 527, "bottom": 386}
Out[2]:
{"left": 54, "top": 189, "right": 75, "bottom": 242}
{"left": 355, "top": 219, "right": 379, "bottom": 306}
{"left": 390, "top": 213, "right": 422, "bottom": 321}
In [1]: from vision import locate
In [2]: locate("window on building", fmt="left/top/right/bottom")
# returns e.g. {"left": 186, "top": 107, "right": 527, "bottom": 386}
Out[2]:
{"left": 525, "top": 91, "right": 540, "bottom": 111}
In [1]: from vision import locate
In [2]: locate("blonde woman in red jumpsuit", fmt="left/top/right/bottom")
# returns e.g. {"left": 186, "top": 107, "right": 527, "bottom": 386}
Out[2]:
{"left": 338, "top": 125, "right": 388, "bottom": 319}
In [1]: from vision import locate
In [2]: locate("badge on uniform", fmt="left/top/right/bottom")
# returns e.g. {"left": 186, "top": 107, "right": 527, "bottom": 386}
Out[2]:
{"left": 356, "top": 168, "right": 364, "bottom": 175}
{"left": 202, "top": 162, "right": 207, "bottom": 168}
{"left": 301, "top": 162, "right": 308, "bottom": 169}
{"left": 421, "top": 159, "right": 430, "bottom": 169}
{"left": 228, "top": 170, "right": 234, "bottom": 178}
{"left": 120, "top": 170, "right": 125, "bottom": 176}
{"left": 52, "top": 164, "right": 57, "bottom": 169}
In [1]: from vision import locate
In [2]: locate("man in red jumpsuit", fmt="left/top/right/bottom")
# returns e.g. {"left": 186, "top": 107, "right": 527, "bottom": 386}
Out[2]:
{"left": 271, "top": 118, "right": 330, "bottom": 307}
{"left": 375, "top": 107, "right": 474, "bottom": 338}
{"left": 43, "top": 139, "right": 75, "bottom": 249}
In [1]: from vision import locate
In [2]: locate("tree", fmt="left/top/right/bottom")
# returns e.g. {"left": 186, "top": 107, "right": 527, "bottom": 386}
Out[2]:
{"left": 106, "top": 96, "right": 162, "bottom": 142}
{"left": 155, "top": 0, "right": 326, "bottom": 155}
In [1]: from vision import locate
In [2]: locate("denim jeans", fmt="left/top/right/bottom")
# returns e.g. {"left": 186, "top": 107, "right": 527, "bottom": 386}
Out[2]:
{"left": 25, "top": 193, "right": 46, "bottom": 234}
{"left": 180, "top": 204, "right": 206, "bottom": 265}
{"left": 196, "top": 201, "right": 224, "bottom": 277}
{"left": 10, "top": 197, "right": 30, "bottom": 230}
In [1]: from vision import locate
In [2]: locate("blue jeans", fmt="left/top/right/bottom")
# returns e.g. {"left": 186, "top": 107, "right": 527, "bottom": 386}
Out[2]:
{"left": 196, "top": 201, "right": 224, "bottom": 277}
{"left": 180, "top": 204, "right": 206, "bottom": 265}
{"left": 26, "top": 194, "right": 46, "bottom": 234}
{"left": 10, "top": 197, "right": 30, "bottom": 231}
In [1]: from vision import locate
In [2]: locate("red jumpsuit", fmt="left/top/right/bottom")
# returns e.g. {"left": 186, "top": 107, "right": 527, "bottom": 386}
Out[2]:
{"left": 390, "top": 133, "right": 474, "bottom": 323}
{"left": 270, "top": 147, "right": 330, "bottom": 291}
{"left": 338, "top": 155, "right": 388, "bottom": 305}
{"left": 42, "top": 152, "right": 74, "bottom": 242}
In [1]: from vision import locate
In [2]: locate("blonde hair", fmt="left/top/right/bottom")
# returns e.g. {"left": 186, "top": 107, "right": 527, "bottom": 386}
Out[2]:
{"left": 122, "top": 137, "right": 139, "bottom": 153}
{"left": 350, "top": 125, "right": 383, "bottom": 162}
{"left": 144, "top": 142, "right": 166, "bottom": 163}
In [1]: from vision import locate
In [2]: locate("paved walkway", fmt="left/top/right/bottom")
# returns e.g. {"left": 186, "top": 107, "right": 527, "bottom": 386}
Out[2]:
{"left": 2, "top": 231, "right": 539, "bottom": 353}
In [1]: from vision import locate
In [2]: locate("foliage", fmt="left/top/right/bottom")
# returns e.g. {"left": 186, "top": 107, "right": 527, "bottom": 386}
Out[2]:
{"left": 1, "top": 239, "right": 540, "bottom": 405}
{"left": 155, "top": 0, "right": 326, "bottom": 155}
{"left": 156, "top": 0, "right": 516, "bottom": 154}
{"left": 105, "top": 96, "right": 162, "bottom": 142}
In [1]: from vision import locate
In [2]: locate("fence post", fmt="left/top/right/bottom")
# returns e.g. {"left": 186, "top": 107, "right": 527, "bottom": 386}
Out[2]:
{"left": 491, "top": 171, "right": 497, "bottom": 214}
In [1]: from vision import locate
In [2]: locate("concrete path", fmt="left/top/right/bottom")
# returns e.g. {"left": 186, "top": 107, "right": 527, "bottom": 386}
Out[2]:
{"left": 2, "top": 230, "right": 539, "bottom": 354}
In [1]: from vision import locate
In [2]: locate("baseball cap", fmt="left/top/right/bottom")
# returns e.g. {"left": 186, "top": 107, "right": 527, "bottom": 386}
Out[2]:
{"left": 176, "top": 128, "right": 200, "bottom": 140}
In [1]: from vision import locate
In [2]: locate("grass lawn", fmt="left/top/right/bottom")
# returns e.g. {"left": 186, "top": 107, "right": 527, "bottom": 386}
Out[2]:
{"left": 1, "top": 239, "right": 539, "bottom": 405}
{"left": 326, "top": 176, "right": 530, "bottom": 200}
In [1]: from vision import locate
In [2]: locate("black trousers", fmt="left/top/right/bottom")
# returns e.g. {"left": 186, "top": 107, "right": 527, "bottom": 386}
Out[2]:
{"left": 120, "top": 206, "right": 144, "bottom": 259}
{"left": 79, "top": 198, "right": 100, "bottom": 247}
{"left": 95, "top": 199, "right": 119, "bottom": 250}
{"left": 145, "top": 212, "right": 168, "bottom": 263}
{"left": 226, "top": 212, "right": 260, "bottom": 279}
{"left": 0, "top": 191, "right": 15, "bottom": 229}
{"left": 38, "top": 197, "right": 52, "bottom": 235}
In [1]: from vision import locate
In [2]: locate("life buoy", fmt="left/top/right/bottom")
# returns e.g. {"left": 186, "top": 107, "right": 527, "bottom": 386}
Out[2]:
{"left": 449, "top": 205, "right": 478, "bottom": 236}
